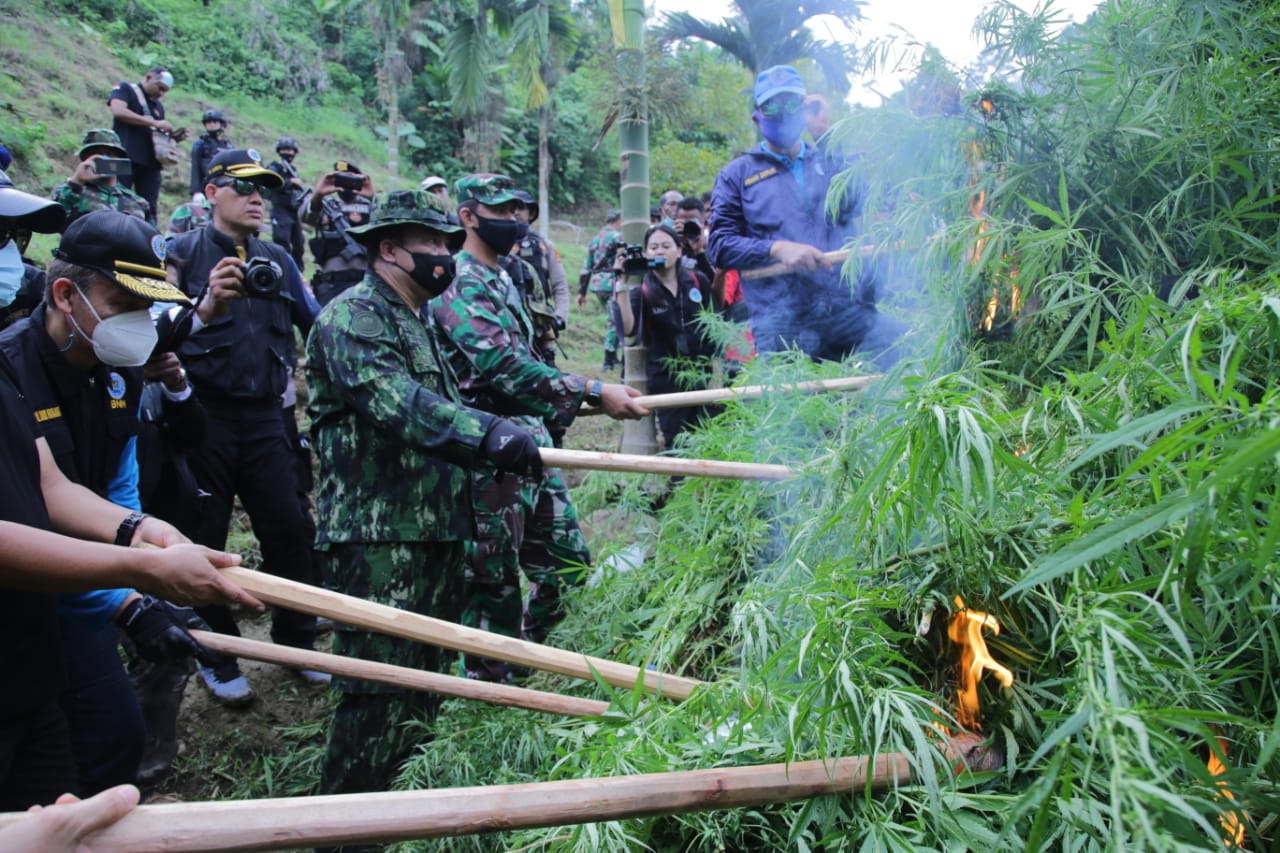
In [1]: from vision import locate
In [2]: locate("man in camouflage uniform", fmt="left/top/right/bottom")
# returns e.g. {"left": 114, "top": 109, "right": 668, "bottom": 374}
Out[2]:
{"left": 306, "top": 189, "right": 542, "bottom": 806}
{"left": 49, "top": 129, "right": 149, "bottom": 227}
{"left": 576, "top": 208, "right": 625, "bottom": 370}
{"left": 299, "top": 160, "right": 375, "bottom": 307}
{"left": 163, "top": 197, "right": 212, "bottom": 239}
{"left": 432, "top": 173, "right": 648, "bottom": 681}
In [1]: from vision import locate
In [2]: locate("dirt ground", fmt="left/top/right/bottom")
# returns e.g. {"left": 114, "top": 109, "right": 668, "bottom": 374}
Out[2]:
{"left": 152, "top": 609, "right": 334, "bottom": 803}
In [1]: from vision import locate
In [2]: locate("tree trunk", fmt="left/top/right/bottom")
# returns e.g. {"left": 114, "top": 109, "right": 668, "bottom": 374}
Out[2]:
{"left": 537, "top": 104, "right": 551, "bottom": 238}
{"left": 614, "top": 0, "right": 658, "bottom": 455}
{"left": 384, "top": 36, "right": 400, "bottom": 178}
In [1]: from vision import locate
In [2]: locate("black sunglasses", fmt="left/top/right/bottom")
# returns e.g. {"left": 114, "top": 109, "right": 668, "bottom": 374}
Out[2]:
{"left": 215, "top": 178, "right": 265, "bottom": 197}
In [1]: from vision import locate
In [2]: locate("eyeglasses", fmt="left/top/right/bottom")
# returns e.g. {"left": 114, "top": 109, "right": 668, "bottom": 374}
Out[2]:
{"left": 214, "top": 178, "right": 264, "bottom": 197}
{"left": 758, "top": 96, "right": 803, "bottom": 119}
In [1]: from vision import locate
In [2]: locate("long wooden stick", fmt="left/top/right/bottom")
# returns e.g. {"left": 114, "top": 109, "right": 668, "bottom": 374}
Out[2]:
{"left": 580, "top": 375, "right": 881, "bottom": 415}
{"left": 12, "top": 735, "right": 994, "bottom": 851}
{"left": 741, "top": 247, "right": 854, "bottom": 281}
{"left": 740, "top": 241, "right": 910, "bottom": 281}
{"left": 541, "top": 447, "right": 795, "bottom": 481}
{"left": 219, "top": 567, "right": 702, "bottom": 701}
{"left": 191, "top": 631, "right": 609, "bottom": 718}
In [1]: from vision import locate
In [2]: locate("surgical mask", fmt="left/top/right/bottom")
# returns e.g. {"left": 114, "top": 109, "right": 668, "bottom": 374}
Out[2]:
{"left": 473, "top": 215, "right": 527, "bottom": 256}
{"left": 0, "top": 241, "right": 24, "bottom": 308}
{"left": 395, "top": 247, "right": 455, "bottom": 298}
{"left": 68, "top": 284, "right": 158, "bottom": 367}
{"left": 755, "top": 110, "right": 806, "bottom": 151}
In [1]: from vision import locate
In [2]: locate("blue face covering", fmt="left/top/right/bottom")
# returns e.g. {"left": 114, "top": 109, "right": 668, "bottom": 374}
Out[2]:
{"left": 0, "top": 240, "right": 25, "bottom": 308}
{"left": 755, "top": 110, "right": 806, "bottom": 151}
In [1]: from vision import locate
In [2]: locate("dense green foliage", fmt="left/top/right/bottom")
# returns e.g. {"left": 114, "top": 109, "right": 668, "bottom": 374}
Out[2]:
{"left": 394, "top": 0, "right": 1279, "bottom": 849}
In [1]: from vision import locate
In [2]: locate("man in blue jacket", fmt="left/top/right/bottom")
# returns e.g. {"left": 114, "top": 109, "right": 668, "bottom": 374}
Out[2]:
{"left": 706, "top": 65, "right": 904, "bottom": 364}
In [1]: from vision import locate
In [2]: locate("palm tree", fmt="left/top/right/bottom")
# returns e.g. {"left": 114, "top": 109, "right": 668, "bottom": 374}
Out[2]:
{"left": 655, "top": 0, "right": 863, "bottom": 96}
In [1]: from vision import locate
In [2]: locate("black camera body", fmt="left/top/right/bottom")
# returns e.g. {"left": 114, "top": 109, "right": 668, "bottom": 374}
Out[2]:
{"left": 243, "top": 257, "right": 283, "bottom": 297}
{"left": 93, "top": 157, "right": 132, "bottom": 178}
{"left": 619, "top": 243, "right": 649, "bottom": 275}
{"left": 679, "top": 219, "right": 702, "bottom": 242}
{"left": 333, "top": 172, "right": 364, "bottom": 192}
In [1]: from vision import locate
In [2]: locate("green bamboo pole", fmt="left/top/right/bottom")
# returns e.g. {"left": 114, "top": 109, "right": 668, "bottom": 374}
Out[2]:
{"left": 611, "top": 0, "right": 658, "bottom": 455}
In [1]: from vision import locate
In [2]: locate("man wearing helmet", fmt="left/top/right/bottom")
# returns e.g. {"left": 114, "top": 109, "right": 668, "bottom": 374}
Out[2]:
{"left": 267, "top": 137, "right": 306, "bottom": 270}
{"left": 189, "top": 109, "right": 233, "bottom": 201}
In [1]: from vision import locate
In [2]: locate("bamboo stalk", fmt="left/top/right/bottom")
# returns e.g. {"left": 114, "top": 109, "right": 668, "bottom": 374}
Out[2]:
{"left": 218, "top": 567, "right": 702, "bottom": 701}
{"left": 190, "top": 631, "right": 609, "bottom": 718}
{"left": 12, "top": 735, "right": 994, "bottom": 851}
{"left": 580, "top": 375, "right": 881, "bottom": 414}
{"left": 540, "top": 447, "right": 795, "bottom": 481}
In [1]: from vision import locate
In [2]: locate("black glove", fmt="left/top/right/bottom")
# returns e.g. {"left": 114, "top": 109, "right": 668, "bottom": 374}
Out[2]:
{"left": 118, "top": 595, "right": 217, "bottom": 666}
{"left": 481, "top": 418, "right": 543, "bottom": 480}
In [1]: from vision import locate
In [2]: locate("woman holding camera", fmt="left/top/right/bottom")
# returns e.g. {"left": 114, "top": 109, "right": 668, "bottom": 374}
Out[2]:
{"left": 615, "top": 223, "right": 720, "bottom": 448}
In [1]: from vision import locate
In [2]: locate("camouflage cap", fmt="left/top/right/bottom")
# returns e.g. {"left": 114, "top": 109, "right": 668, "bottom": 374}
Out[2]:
{"left": 347, "top": 189, "right": 465, "bottom": 250}
{"left": 53, "top": 210, "right": 191, "bottom": 304}
{"left": 454, "top": 173, "right": 519, "bottom": 207}
{"left": 77, "top": 128, "right": 127, "bottom": 161}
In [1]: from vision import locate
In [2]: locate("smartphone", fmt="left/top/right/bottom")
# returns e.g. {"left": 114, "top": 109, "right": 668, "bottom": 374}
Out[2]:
{"left": 333, "top": 172, "right": 364, "bottom": 192}
{"left": 93, "top": 157, "right": 133, "bottom": 178}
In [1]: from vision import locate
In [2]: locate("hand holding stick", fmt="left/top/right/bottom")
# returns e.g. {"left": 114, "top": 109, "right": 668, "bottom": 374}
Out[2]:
{"left": 579, "top": 375, "right": 881, "bottom": 415}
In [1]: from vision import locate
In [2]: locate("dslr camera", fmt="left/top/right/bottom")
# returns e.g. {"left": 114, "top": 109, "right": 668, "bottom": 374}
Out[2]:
{"left": 333, "top": 171, "right": 365, "bottom": 192}
{"left": 679, "top": 219, "right": 702, "bottom": 243}
{"left": 243, "top": 257, "right": 283, "bottom": 297}
{"left": 618, "top": 243, "right": 649, "bottom": 275}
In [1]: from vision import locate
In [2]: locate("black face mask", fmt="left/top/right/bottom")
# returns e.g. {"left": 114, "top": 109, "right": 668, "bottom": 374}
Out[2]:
{"left": 395, "top": 246, "right": 455, "bottom": 298}
{"left": 279, "top": 152, "right": 295, "bottom": 163}
{"left": 208, "top": 128, "right": 223, "bottom": 138}
{"left": 473, "top": 215, "right": 528, "bottom": 256}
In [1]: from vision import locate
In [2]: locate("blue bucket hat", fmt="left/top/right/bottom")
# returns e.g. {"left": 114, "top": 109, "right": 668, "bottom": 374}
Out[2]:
{"left": 754, "top": 65, "right": 806, "bottom": 107}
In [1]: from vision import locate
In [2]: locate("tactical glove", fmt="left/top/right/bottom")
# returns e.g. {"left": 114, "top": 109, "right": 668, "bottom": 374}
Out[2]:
{"left": 118, "top": 595, "right": 218, "bottom": 666}
{"left": 481, "top": 418, "right": 543, "bottom": 481}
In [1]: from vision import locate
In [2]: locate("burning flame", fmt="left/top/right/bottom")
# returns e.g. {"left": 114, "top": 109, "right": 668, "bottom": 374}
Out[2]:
{"left": 966, "top": 137, "right": 1023, "bottom": 333}
{"left": 1207, "top": 735, "right": 1247, "bottom": 847}
{"left": 948, "top": 596, "right": 1014, "bottom": 730}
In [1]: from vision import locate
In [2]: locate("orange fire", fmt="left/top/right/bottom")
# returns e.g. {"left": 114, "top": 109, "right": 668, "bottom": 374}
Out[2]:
{"left": 948, "top": 596, "right": 1014, "bottom": 730}
{"left": 966, "top": 136, "right": 1023, "bottom": 333}
{"left": 1207, "top": 735, "right": 1247, "bottom": 847}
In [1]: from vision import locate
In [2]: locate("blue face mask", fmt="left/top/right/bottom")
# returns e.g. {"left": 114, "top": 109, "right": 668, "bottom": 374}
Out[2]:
{"left": 0, "top": 240, "right": 25, "bottom": 308}
{"left": 755, "top": 110, "right": 806, "bottom": 151}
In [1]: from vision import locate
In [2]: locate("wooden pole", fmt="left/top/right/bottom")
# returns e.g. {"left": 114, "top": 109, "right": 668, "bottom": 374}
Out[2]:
{"left": 579, "top": 375, "right": 882, "bottom": 415}
{"left": 740, "top": 248, "right": 854, "bottom": 281}
{"left": 218, "top": 567, "right": 702, "bottom": 701}
{"left": 12, "top": 735, "right": 995, "bottom": 851}
{"left": 191, "top": 631, "right": 609, "bottom": 718}
{"left": 540, "top": 447, "right": 795, "bottom": 481}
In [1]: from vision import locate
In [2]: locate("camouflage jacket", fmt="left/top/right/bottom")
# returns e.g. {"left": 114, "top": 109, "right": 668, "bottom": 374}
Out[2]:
{"left": 306, "top": 271, "right": 494, "bottom": 545}
{"left": 432, "top": 250, "right": 588, "bottom": 438}
{"left": 580, "top": 225, "right": 624, "bottom": 295}
{"left": 49, "top": 181, "right": 149, "bottom": 227}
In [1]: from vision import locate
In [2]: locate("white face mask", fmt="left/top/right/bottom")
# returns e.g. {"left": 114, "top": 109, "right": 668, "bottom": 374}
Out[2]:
{"left": 0, "top": 240, "right": 24, "bottom": 308}
{"left": 68, "top": 284, "right": 158, "bottom": 367}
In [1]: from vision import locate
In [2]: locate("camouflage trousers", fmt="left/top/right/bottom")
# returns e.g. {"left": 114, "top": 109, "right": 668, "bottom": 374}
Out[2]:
{"left": 319, "top": 541, "right": 464, "bottom": 808}
{"left": 594, "top": 291, "right": 620, "bottom": 354}
{"left": 462, "top": 465, "right": 590, "bottom": 681}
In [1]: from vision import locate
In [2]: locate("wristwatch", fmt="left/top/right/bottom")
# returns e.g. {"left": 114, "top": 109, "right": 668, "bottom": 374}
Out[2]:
{"left": 114, "top": 511, "right": 149, "bottom": 547}
{"left": 584, "top": 379, "right": 604, "bottom": 408}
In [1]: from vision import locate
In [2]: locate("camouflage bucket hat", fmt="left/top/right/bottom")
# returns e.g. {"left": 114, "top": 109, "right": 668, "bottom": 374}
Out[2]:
{"left": 77, "top": 128, "right": 127, "bottom": 161}
{"left": 347, "top": 190, "right": 465, "bottom": 250}
{"left": 454, "top": 173, "right": 518, "bottom": 207}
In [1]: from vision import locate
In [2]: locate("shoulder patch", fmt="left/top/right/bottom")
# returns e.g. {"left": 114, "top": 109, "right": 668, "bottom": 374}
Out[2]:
{"left": 743, "top": 166, "right": 779, "bottom": 187}
{"left": 350, "top": 310, "right": 385, "bottom": 340}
